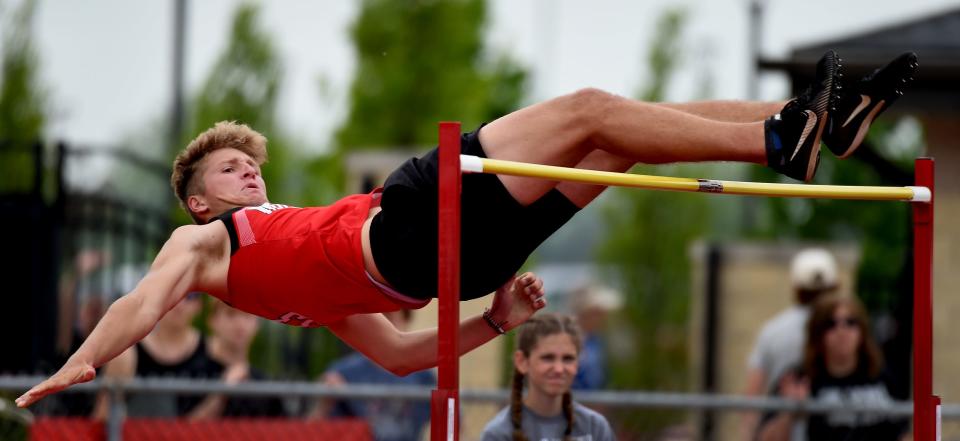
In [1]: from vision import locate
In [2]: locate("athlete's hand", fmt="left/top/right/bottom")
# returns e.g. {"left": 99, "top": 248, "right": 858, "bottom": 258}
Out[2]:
{"left": 16, "top": 358, "right": 97, "bottom": 408}
{"left": 490, "top": 272, "right": 546, "bottom": 332}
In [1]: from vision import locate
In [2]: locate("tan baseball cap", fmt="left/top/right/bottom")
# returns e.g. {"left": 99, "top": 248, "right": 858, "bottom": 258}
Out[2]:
{"left": 790, "top": 248, "right": 838, "bottom": 291}
{"left": 571, "top": 285, "right": 624, "bottom": 313}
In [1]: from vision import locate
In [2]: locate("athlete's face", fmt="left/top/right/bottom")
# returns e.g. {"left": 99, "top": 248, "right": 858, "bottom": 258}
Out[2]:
{"left": 189, "top": 148, "right": 268, "bottom": 219}
{"left": 515, "top": 333, "right": 579, "bottom": 399}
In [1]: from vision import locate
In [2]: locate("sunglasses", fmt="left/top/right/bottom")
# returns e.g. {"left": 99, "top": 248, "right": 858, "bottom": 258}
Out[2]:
{"left": 827, "top": 317, "right": 859, "bottom": 329}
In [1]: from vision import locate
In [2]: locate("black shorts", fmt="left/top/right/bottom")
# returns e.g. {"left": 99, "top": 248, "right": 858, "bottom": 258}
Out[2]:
{"left": 369, "top": 126, "right": 580, "bottom": 300}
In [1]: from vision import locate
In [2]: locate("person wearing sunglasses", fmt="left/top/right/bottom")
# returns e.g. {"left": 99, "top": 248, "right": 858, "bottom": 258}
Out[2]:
{"left": 742, "top": 248, "right": 840, "bottom": 440}
{"left": 757, "top": 294, "right": 907, "bottom": 441}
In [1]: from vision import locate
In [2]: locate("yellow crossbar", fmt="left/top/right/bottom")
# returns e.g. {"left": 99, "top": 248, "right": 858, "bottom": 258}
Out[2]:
{"left": 460, "top": 155, "right": 931, "bottom": 202}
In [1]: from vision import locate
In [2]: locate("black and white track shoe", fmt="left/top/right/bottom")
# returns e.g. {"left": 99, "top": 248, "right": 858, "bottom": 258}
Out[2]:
{"left": 765, "top": 50, "right": 841, "bottom": 182}
{"left": 824, "top": 52, "right": 918, "bottom": 158}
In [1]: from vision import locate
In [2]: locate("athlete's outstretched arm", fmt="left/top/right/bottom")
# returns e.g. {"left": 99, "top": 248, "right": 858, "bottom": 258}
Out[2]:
{"left": 15, "top": 227, "right": 206, "bottom": 408}
{"left": 328, "top": 272, "right": 546, "bottom": 376}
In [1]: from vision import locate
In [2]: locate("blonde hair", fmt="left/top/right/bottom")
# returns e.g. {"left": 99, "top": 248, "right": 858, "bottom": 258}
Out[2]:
{"left": 170, "top": 121, "right": 268, "bottom": 223}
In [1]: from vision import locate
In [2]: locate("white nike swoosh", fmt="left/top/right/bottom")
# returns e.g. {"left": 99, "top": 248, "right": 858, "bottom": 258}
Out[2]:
{"left": 790, "top": 110, "right": 818, "bottom": 162}
{"left": 843, "top": 95, "right": 872, "bottom": 128}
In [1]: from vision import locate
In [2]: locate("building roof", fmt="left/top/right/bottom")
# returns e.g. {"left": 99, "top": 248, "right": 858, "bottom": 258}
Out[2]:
{"left": 758, "top": 7, "right": 960, "bottom": 111}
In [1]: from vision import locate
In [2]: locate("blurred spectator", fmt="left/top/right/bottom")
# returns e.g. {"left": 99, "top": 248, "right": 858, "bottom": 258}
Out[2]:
{"left": 307, "top": 309, "right": 434, "bottom": 441}
{"left": 569, "top": 284, "right": 622, "bottom": 390}
{"left": 42, "top": 251, "right": 152, "bottom": 416}
{"left": 742, "top": 248, "right": 838, "bottom": 440}
{"left": 42, "top": 249, "right": 110, "bottom": 416}
{"left": 757, "top": 294, "right": 908, "bottom": 441}
{"left": 56, "top": 249, "right": 110, "bottom": 358}
{"left": 191, "top": 299, "right": 285, "bottom": 418}
{"left": 92, "top": 292, "right": 220, "bottom": 419}
{"left": 480, "top": 312, "right": 615, "bottom": 441}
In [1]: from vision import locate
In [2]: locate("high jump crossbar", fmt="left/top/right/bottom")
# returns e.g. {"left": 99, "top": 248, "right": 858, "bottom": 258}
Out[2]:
{"left": 461, "top": 155, "right": 931, "bottom": 202}
{"left": 432, "top": 122, "right": 937, "bottom": 441}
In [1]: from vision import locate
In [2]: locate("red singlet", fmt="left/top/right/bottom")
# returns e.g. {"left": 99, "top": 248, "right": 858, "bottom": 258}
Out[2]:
{"left": 216, "top": 192, "right": 428, "bottom": 328}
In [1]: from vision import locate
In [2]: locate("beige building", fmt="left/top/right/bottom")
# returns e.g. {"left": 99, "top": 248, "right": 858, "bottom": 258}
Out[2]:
{"left": 688, "top": 242, "right": 861, "bottom": 440}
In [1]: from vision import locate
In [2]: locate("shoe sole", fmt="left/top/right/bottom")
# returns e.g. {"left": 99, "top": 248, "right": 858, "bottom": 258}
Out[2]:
{"left": 804, "top": 111, "right": 828, "bottom": 181}
{"left": 828, "top": 52, "right": 918, "bottom": 158}
{"left": 804, "top": 51, "right": 841, "bottom": 181}
{"left": 837, "top": 98, "right": 887, "bottom": 159}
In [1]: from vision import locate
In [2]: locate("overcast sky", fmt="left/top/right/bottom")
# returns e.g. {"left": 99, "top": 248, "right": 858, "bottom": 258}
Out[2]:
{"left": 24, "top": 0, "right": 960, "bottom": 154}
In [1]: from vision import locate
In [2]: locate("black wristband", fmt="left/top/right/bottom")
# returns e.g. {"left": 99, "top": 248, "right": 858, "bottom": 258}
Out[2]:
{"left": 482, "top": 308, "right": 507, "bottom": 335}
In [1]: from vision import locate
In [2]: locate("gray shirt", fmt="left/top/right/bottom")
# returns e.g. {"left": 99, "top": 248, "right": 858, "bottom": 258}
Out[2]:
{"left": 480, "top": 402, "right": 615, "bottom": 441}
{"left": 748, "top": 305, "right": 810, "bottom": 393}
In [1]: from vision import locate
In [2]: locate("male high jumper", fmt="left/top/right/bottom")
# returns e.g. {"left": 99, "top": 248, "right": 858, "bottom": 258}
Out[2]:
{"left": 17, "top": 50, "right": 917, "bottom": 408}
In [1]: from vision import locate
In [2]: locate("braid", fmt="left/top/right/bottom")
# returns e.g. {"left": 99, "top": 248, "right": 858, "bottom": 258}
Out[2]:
{"left": 510, "top": 369, "right": 528, "bottom": 441}
{"left": 562, "top": 391, "right": 574, "bottom": 440}
{"left": 511, "top": 313, "right": 584, "bottom": 441}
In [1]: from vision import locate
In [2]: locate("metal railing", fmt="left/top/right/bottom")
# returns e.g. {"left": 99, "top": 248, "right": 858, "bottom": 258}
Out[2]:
{"left": 0, "top": 375, "right": 952, "bottom": 441}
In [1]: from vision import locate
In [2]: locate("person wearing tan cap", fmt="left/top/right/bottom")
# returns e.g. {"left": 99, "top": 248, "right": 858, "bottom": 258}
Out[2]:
{"left": 569, "top": 285, "right": 623, "bottom": 390}
{"left": 741, "top": 248, "right": 840, "bottom": 440}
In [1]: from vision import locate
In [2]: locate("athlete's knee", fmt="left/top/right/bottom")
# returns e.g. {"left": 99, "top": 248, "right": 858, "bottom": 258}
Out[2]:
{"left": 562, "top": 88, "right": 618, "bottom": 131}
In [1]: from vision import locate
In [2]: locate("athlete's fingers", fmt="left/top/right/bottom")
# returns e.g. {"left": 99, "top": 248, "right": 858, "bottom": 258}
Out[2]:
{"left": 534, "top": 297, "right": 547, "bottom": 310}
{"left": 529, "top": 277, "right": 543, "bottom": 294}
{"left": 525, "top": 281, "right": 544, "bottom": 299}
{"left": 23, "top": 373, "right": 76, "bottom": 406}
{"left": 16, "top": 380, "right": 59, "bottom": 408}
{"left": 17, "top": 364, "right": 95, "bottom": 408}
{"left": 517, "top": 272, "right": 536, "bottom": 286}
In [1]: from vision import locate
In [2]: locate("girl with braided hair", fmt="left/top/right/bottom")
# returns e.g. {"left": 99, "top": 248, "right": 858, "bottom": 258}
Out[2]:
{"left": 481, "top": 313, "right": 615, "bottom": 441}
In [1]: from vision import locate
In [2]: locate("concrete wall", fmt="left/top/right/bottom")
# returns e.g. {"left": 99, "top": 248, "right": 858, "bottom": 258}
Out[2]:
{"left": 922, "top": 115, "right": 960, "bottom": 411}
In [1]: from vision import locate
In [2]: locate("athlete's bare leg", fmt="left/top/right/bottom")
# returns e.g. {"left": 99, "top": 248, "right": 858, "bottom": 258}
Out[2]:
{"left": 479, "top": 88, "right": 771, "bottom": 206}
{"left": 661, "top": 100, "right": 784, "bottom": 123}
{"left": 551, "top": 150, "right": 633, "bottom": 208}
{"left": 559, "top": 52, "right": 917, "bottom": 197}
{"left": 551, "top": 100, "right": 787, "bottom": 208}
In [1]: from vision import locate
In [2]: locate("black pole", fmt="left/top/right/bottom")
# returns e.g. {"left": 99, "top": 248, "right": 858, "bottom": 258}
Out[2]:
{"left": 747, "top": 0, "right": 765, "bottom": 101}
{"left": 32, "top": 141, "right": 43, "bottom": 197}
{"left": 700, "top": 244, "right": 722, "bottom": 441}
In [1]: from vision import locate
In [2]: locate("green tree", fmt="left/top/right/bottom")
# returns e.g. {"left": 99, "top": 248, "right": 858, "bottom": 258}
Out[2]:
{"left": 301, "top": 0, "right": 529, "bottom": 380}
{"left": 184, "top": 4, "right": 301, "bottom": 217}
{"left": 594, "top": 7, "right": 737, "bottom": 435}
{"left": 597, "top": 11, "right": 918, "bottom": 437}
{"left": 180, "top": 3, "right": 333, "bottom": 378}
{"left": 0, "top": 0, "right": 47, "bottom": 194}
{"left": 335, "top": 0, "right": 527, "bottom": 150}
{"left": 598, "top": 6, "right": 696, "bottom": 389}
{"left": 335, "top": 0, "right": 529, "bottom": 384}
